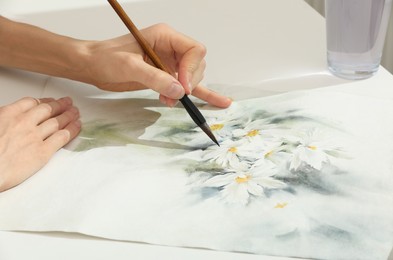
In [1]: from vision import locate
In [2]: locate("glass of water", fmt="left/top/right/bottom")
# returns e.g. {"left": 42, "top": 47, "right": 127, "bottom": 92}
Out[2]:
{"left": 325, "top": 0, "right": 392, "bottom": 80}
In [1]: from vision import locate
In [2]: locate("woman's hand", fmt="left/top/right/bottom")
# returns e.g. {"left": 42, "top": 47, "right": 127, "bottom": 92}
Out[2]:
{"left": 0, "top": 97, "right": 81, "bottom": 192}
{"left": 0, "top": 17, "right": 231, "bottom": 108}
{"left": 81, "top": 24, "right": 232, "bottom": 108}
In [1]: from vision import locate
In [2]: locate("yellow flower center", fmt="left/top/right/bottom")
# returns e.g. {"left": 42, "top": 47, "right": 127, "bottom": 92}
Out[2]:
{"left": 274, "top": 202, "right": 288, "bottom": 209}
{"left": 228, "top": 147, "right": 237, "bottom": 153}
{"left": 265, "top": 150, "right": 273, "bottom": 158}
{"left": 307, "top": 145, "right": 317, "bottom": 150}
{"left": 235, "top": 174, "right": 251, "bottom": 184}
{"left": 246, "top": 129, "right": 259, "bottom": 137}
{"left": 210, "top": 123, "right": 224, "bottom": 131}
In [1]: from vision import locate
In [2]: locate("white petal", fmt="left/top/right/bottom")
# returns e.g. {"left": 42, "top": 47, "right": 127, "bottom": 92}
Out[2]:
{"left": 204, "top": 174, "right": 235, "bottom": 187}
{"left": 289, "top": 154, "right": 302, "bottom": 171}
{"left": 222, "top": 183, "right": 250, "bottom": 205}
{"left": 247, "top": 181, "right": 264, "bottom": 196}
{"left": 237, "top": 150, "right": 259, "bottom": 159}
{"left": 232, "top": 161, "right": 250, "bottom": 171}
{"left": 253, "top": 158, "right": 273, "bottom": 169}
{"left": 232, "top": 129, "right": 247, "bottom": 137}
{"left": 255, "top": 177, "right": 286, "bottom": 189}
{"left": 202, "top": 149, "right": 221, "bottom": 160}
{"left": 302, "top": 149, "right": 328, "bottom": 170}
{"left": 250, "top": 164, "right": 277, "bottom": 177}
{"left": 215, "top": 153, "right": 227, "bottom": 163}
{"left": 268, "top": 151, "right": 291, "bottom": 165}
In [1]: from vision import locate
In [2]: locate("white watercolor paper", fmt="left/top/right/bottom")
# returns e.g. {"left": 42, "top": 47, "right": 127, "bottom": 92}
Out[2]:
{"left": 0, "top": 79, "right": 392, "bottom": 260}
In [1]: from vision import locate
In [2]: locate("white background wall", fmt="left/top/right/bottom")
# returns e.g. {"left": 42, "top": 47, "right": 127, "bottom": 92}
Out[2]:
{"left": 1, "top": 0, "right": 392, "bottom": 74}
{"left": 305, "top": 0, "right": 393, "bottom": 74}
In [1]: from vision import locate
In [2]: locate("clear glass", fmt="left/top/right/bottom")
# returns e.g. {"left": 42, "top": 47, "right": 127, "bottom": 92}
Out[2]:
{"left": 325, "top": 0, "right": 392, "bottom": 80}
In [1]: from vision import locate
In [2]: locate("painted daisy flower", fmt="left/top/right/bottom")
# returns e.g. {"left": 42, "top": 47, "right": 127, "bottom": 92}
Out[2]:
{"left": 203, "top": 164, "right": 286, "bottom": 205}
{"left": 205, "top": 116, "right": 242, "bottom": 139}
{"left": 186, "top": 104, "right": 250, "bottom": 145}
{"left": 253, "top": 141, "right": 291, "bottom": 167}
{"left": 232, "top": 119, "right": 283, "bottom": 142}
{"left": 201, "top": 139, "right": 255, "bottom": 170}
{"left": 289, "top": 128, "right": 341, "bottom": 171}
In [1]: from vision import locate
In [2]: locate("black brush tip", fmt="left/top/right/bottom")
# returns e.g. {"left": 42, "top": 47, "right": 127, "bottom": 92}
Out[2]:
{"left": 200, "top": 123, "right": 220, "bottom": 146}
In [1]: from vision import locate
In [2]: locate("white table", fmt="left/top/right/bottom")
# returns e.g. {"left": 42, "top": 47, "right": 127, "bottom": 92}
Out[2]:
{"left": 1, "top": 1, "right": 392, "bottom": 259}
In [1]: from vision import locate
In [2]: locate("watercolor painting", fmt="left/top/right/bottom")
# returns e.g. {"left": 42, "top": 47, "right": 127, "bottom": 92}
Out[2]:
{"left": 76, "top": 101, "right": 346, "bottom": 210}
{"left": 139, "top": 101, "right": 351, "bottom": 205}
{"left": 0, "top": 86, "right": 392, "bottom": 260}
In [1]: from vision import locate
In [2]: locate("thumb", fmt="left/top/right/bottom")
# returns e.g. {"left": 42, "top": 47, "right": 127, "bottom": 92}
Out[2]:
{"left": 132, "top": 59, "right": 185, "bottom": 99}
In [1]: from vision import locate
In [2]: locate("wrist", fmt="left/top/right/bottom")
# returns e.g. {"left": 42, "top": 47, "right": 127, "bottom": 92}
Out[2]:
{"left": 60, "top": 39, "right": 96, "bottom": 84}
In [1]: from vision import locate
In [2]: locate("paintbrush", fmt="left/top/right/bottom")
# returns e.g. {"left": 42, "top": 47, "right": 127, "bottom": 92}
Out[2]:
{"left": 107, "top": 0, "right": 219, "bottom": 146}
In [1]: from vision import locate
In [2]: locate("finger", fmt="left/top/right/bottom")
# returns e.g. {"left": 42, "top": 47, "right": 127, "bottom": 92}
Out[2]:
{"left": 166, "top": 98, "right": 179, "bottom": 108}
{"left": 175, "top": 44, "right": 206, "bottom": 95}
{"left": 159, "top": 94, "right": 167, "bottom": 106}
{"left": 6, "top": 97, "right": 58, "bottom": 114}
{"left": 7, "top": 97, "right": 48, "bottom": 114}
{"left": 38, "top": 106, "right": 80, "bottom": 140}
{"left": 192, "top": 86, "right": 232, "bottom": 108}
{"left": 159, "top": 94, "right": 180, "bottom": 108}
{"left": 26, "top": 97, "right": 73, "bottom": 125}
{"left": 189, "top": 61, "right": 206, "bottom": 91}
{"left": 131, "top": 58, "right": 185, "bottom": 99}
{"left": 44, "top": 120, "right": 82, "bottom": 154}
{"left": 145, "top": 24, "right": 206, "bottom": 95}
{"left": 39, "top": 98, "right": 56, "bottom": 104}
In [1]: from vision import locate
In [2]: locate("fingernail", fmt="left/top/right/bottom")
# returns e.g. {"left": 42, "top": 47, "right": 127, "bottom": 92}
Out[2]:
{"left": 61, "top": 96, "right": 72, "bottom": 105}
{"left": 187, "top": 82, "right": 193, "bottom": 95}
{"left": 159, "top": 96, "right": 167, "bottom": 106}
{"left": 74, "top": 120, "right": 81, "bottom": 127}
{"left": 167, "top": 100, "right": 179, "bottom": 108}
{"left": 69, "top": 106, "right": 79, "bottom": 114}
{"left": 168, "top": 82, "right": 185, "bottom": 99}
{"left": 186, "top": 72, "right": 193, "bottom": 95}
